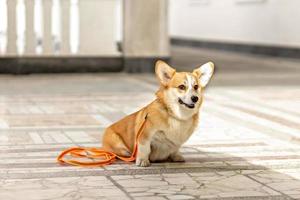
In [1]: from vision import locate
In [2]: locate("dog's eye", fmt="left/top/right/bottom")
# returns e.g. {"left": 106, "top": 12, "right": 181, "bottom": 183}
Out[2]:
{"left": 194, "top": 85, "right": 199, "bottom": 90}
{"left": 178, "top": 85, "right": 186, "bottom": 90}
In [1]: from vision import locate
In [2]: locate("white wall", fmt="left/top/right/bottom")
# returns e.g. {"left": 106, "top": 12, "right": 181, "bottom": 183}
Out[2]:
{"left": 169, "top": 0, "right": 300, "bottom": 48}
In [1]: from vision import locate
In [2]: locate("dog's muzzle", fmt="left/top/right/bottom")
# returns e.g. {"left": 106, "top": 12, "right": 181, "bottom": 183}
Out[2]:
{"left": 178, "top": 98, "right": 195, "bottom": 109}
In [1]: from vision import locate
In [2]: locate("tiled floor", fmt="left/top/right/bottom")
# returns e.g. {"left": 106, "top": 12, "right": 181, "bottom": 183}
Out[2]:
{"left": 0, "top": 47, "right": 300, "bottom": 199}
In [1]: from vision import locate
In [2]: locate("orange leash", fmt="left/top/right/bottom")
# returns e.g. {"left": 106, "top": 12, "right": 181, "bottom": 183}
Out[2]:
{"left": 57, "top": 114, "right": 148, "bottom": 167}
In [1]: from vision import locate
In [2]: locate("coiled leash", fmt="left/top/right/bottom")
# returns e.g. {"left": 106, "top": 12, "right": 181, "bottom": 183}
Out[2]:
{"left": 57, "top": 114, "right": 148, "bottom": 167}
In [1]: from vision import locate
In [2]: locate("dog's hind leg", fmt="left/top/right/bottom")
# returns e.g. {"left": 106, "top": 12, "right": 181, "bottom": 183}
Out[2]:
{"left": 102, "top": 128, "right": 131, "bottom": 157}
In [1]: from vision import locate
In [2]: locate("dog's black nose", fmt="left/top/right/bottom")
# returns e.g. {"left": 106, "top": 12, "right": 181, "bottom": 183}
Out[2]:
{"left": 191, "top": 96, "right": 198, "bottom": 103}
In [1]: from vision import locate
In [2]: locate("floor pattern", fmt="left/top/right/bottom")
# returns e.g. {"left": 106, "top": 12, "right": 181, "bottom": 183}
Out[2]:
{"left": 0, "top": 72, "right": 299, "bottom": 200}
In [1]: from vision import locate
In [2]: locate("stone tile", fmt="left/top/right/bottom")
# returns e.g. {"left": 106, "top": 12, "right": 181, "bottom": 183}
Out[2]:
{"left": 28, "top": 132, "right": 44, "bottom": 144}
{"left": 163, "top": 173, "right": 197, "bottom": 186}
{"left": 1, "top": 115, "right": 102, "bottom": 128}
{"left": 134, "top": 197, "right": 166, "bottom": 200}
{"left": 64, "top": 131, "right": 96, "bottom": 143}
{"left": 111, "top": 172, "right": 282, "bottom": 199}
{"left": 248, "top": 170, "right": 300, "bottom": 198}
{"left": 113, "top": 175, "right": 168, "bottom": 188}
{"left": 186, "top": 172, "right": 280, "bottom": 198}
{"left": 0, "top": 176, "right": 128, "bottom": 200}
{"left": 49, "top": 131, "right": 72, "bottom": 143}
{"left": 131, "top": 192, "right": 156, "bottom": 197}
{"left": 167, "top": 195, "right": 195, "bottom": 200}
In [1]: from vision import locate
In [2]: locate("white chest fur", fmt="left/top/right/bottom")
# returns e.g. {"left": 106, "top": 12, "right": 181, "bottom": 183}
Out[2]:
{"left": 149, "top": 117, "right": 195, "bottom": 161}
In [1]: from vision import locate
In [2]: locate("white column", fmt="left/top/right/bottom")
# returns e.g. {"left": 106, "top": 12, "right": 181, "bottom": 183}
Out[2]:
{"left": 115, "top": 0, "right": 123, "bottom": 43}
{"left": 42, "top": 0, "right": 53, "bottom": 55}
{"left": 60, "top": 0, "right": 70, "bottom": 55}
{"left": 34, "top": 0, "right": 43, "bottom": 54}
{"left": 0, "top": 0, "right": 8, "bottom": 55}
{"left": 7, "top": 0, "right": 17, "bottom": 55}
{"left": 70, "top": 0, "right": 79, "bottom": 54}
{"left": 51, "top": 0, "right": 61, "bottom": 54}
{"left": 16, "top": 0, "right": 26, "bottom": 55}
{"left": 25, "top": 0, "right": 35, "bottom": 55}
{"left": 123, "top": 0, "right": 169, "bottom": 57}
{"left": 123, "top": 0, "right": 170, "bottom": 72}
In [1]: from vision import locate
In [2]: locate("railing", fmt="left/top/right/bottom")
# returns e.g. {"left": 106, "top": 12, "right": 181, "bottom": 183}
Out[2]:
{"left": 0, "top": 0, "right": 122, "bottom": 57}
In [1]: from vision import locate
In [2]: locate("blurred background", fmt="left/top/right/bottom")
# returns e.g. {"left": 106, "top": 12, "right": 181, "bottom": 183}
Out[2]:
{"left": 0, "top": 0, "right": 299, "bottom": 77}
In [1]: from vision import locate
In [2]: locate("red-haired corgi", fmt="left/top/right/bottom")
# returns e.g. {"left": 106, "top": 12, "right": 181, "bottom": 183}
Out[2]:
{"left": 102, "top": 60, "right": 214, "bottom": 167}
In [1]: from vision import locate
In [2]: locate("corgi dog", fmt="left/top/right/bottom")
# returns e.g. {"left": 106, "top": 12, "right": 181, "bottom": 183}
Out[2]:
{"left": 102, "top": 60, "right": 214, "bottom": 167}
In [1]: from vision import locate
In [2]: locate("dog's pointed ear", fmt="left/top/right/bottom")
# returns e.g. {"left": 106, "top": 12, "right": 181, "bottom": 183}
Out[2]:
{"left": 155, "top": 60, "right": 176, "bottom": 86}
{"left": 193, "top": 62, "right": 214, "bottom": 87}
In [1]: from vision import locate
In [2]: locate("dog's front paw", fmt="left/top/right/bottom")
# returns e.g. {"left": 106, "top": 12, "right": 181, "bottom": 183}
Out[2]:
{"left": 136, "top": 158, "right": 151, "bottom": 167}
{"left": 169, "top": 153, "right": 185, "bottom": 162}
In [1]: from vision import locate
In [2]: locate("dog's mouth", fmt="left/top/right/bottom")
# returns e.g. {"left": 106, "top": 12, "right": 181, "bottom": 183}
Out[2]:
{"left": 178, "top": 98, "right": 195, "bottom": 109}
